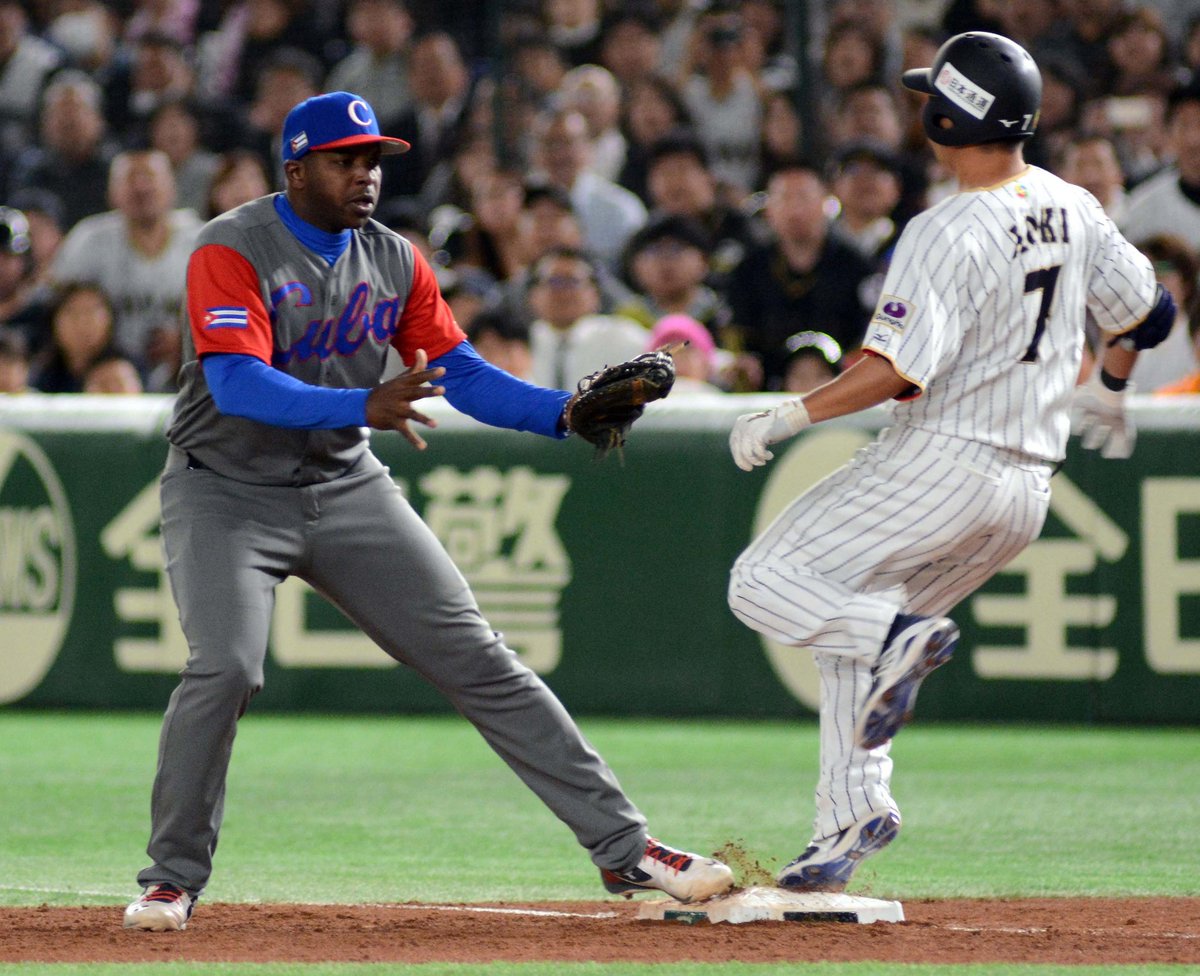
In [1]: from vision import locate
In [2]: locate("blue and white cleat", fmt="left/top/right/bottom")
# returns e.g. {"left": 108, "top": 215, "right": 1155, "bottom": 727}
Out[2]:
{"left": 776, "top": 810, "right": 901, "bottom": 891}
{"left": 857, "top": 615, "right": 959, "bottom": 750}
{"left": 601, "top": 837, "right": 734, "bottom": 903}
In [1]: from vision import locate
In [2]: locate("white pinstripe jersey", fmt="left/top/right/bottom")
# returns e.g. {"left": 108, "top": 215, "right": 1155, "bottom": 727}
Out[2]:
{"left": 863, "top": 165, "right": 1156, "bottom": 462}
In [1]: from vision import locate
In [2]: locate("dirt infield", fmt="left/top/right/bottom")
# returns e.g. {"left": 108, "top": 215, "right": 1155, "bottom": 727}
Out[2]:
{"left": 2, "top": 897, "right": 1199, "bottom": 965}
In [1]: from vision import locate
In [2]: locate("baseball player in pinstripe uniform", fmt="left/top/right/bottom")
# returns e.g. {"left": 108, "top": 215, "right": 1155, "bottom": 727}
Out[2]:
{"left": 123, "top": 92, "right": 732, "bottom": 931}
{"left": 728, "top": 34, "right": 1175, "bottom": 892}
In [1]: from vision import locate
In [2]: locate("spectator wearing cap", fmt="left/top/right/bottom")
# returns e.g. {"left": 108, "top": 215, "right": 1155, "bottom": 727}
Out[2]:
{"left": 325, "top": 0, "right": 414, "bottom": 130}
{"left": 529, "top": 107, "right": 647, "bottom": 272}
{"left": 526, "top": 246, "right": 647, "bottom": 390}
{"left": 0, "top": 326, "right": 30, "bottom": 393}
{"left": 644, "top": 130, "right": 755, "bottom": 289}
{"left": 615, "top": 214, "right": 732, "bottom": 342}
{"left": 780, "top": 330, "right": 843, "bottom": 395}
{"left": 9, "top": 71, "right": 120, "bottom": 230}
{"left": 726, "top": 160, "right": 874, "bottom": 391}
{"left": 1121, "top": 83, "right": 1200, "bottom": 254}
{"left": 645, "top": 313, "right": 722, "bottom": 395}
{"left": 828, "top": 142, "right": 904, "bottom": 264}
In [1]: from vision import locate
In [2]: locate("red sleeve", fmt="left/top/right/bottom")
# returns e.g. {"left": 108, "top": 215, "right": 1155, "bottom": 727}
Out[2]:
{"left": 390, "top": 245, "right": 467, "bottom": 364}
{"left": 187, "top": 244, "right": 275, "bottom": 363}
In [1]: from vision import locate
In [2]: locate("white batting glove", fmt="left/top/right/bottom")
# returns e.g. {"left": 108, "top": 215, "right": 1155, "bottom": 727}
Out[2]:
{"left": 729, "top": 399, "right": 812, "bottom": 471}
{"left": 1070, "top": 370, "right": 1135, "bottom": 459}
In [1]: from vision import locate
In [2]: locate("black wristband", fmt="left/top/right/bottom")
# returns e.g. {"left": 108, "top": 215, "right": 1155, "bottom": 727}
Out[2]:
{"left": 1099, "top": 368, "right": 1128, "bottom": 392}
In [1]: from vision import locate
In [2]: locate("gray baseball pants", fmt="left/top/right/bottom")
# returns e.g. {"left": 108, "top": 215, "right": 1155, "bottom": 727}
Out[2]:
{"left": 138, "top": 447, "right": 646, "bottom": 896}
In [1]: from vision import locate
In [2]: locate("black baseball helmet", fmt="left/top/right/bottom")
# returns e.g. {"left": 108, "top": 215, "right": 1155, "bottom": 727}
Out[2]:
{"left": 902, "top": 32, "right": 1041, "bottom": 147}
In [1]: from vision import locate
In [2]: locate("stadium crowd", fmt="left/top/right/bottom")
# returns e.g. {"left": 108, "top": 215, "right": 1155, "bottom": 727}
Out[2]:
{"left": 1, "top": 0, "right": 1199, "bottom": 397}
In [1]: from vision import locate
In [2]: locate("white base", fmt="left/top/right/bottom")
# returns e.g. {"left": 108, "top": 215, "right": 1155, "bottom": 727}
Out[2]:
{"left": 637, "top": 886, "right": 905, "bottom": 925}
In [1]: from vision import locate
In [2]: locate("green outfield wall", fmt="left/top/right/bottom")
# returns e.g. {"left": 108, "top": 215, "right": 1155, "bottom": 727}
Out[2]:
{"left": 1, "top": 394, "right": 1198, "bottom": 723}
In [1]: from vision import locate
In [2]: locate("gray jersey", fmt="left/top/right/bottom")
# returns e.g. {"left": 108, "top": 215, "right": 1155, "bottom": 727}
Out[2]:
{"left": 167, "top": 195, "right": 462, "bottom": 485}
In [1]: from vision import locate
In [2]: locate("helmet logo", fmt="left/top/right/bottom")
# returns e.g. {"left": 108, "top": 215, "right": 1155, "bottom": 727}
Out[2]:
{"left": 935, "top": 61, "right": 995, "bottom": 120}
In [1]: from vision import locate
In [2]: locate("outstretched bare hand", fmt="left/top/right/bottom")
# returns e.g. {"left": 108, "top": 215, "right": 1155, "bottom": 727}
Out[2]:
{"left": 365, "top": 349, "right": 446, "bottom": 450}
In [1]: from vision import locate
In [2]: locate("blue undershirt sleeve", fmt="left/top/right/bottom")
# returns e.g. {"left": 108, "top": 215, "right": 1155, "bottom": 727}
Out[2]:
{"left": 202, "top": 353, "right": 369, "bottom": 429}
{"left": 432, "top": 341, "right": 570, "bottom": 439}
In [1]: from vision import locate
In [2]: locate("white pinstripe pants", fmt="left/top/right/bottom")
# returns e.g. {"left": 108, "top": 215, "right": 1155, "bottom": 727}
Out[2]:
{"left": 728, "top": 425, "right": 1051, "bottom": 840}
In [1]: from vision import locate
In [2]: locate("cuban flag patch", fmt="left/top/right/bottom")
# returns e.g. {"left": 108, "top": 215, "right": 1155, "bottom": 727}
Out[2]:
{"left": 204, "top": 306, "right": 249, "bottom": 330}
{"left": 289, "top": 131, "right": 308, "bottom": 155}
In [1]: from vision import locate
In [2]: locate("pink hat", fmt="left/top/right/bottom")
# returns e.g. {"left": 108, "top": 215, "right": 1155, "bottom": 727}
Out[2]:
{"left": 648, "top": 314, "right": 716, "bottom": 365}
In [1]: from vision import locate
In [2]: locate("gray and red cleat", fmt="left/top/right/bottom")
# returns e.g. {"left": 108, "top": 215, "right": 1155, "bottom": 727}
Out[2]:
{"left": 601, "top": 837, "right": 734, "bottom": 903}
{"left": 123, "top": 882, "right": 195, "bottom": 931}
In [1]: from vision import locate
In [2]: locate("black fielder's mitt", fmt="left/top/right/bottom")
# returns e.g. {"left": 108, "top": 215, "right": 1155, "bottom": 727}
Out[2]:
{"left": 564, "top": 350, "right": 676, "bottom": 457}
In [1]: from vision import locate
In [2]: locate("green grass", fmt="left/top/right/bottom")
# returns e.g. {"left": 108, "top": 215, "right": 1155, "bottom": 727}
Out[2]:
{"left": 1, "top": 713, "right": 1197, "bottom": 906}
{"left": 1, "top": 714, "right": 1197, "bottom": 975}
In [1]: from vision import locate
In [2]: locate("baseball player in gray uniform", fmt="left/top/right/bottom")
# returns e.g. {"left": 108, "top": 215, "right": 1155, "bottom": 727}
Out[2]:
{"left": 123, "top": 91, "right": 732, "bottom": 931}
{"left": 727, "top": 34, "right": 1174, "bottom": 891}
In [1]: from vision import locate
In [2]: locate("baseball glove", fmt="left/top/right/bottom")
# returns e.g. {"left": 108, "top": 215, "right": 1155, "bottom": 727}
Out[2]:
{"left": 564, "top": 350, "right": 676, "bottom": 457}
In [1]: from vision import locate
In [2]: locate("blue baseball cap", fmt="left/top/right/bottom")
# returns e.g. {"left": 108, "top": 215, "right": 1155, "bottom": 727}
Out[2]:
{"left": 281, "top": 91, "right": 410, "bottom": 162}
